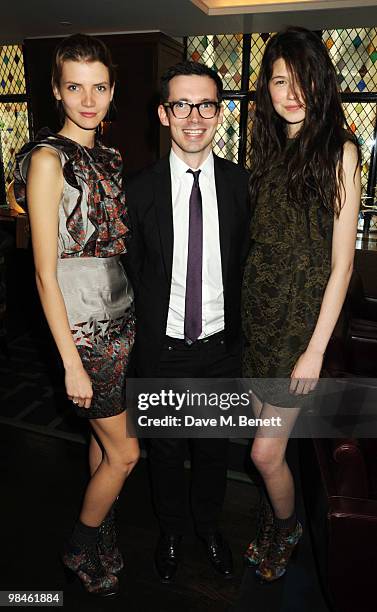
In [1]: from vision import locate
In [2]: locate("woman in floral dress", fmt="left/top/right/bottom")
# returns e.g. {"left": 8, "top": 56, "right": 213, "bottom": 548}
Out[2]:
{"left": 15, "top": 33, "right": 139, "bottom": 597}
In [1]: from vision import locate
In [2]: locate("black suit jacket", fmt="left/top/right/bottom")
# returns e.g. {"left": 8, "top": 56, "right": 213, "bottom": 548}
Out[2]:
{"left": 124, "top": 153, "right": 250, "bottom": 376}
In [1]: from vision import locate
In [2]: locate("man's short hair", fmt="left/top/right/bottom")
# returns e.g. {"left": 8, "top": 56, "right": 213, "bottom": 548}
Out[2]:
{"left": 160, "top": 61, "right": 223, "bottom": 103}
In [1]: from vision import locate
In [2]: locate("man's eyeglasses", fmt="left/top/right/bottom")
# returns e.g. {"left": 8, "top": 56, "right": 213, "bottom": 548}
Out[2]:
{"left": 163, "top": 100, "right": 221, "bottom": 119}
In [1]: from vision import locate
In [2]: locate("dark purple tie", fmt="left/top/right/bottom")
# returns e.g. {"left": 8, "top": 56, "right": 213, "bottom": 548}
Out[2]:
{"left": 184, "top": 169, "right": 203, "bottom": 344}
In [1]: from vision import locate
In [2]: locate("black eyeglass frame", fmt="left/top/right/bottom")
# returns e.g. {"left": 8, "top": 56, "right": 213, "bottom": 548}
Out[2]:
{"left": 163, "top": 100, "right": 221, "bottom": 119}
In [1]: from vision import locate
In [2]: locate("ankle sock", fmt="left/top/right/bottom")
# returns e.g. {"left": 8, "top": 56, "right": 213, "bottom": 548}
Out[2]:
{"left": 274, "top": 512, "right": 297, "bottom": 531}
{"left": 71, "top": 520, "right": 99, "bottom": 549}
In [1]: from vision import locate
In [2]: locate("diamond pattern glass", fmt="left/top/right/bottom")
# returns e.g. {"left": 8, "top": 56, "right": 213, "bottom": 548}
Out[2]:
{"left": 245, "top": 100, "right": 255, "bottom": 169}
{"left": 213, "top": 99, "right": 240, "bottom": 161}
{"left": 0, "top": 102, "right": 29, "bottom": 188}
{"left": 187, "top": 30, "right": 377, "bottom": 204}
{"left": 323, "top": 29, "right": 377, "bottom": 92}
{"left": 343, "top": 101, "right": 376, "bottom": 195}
{"left": 0, "top": 45, "right": 26, "bottom": 95}
{"left": 187, "top": 35, "right": 243, "bottom": 90}
{"left": 364, "top": 214, "right": 377, "bottom": 232}
{"left": 249, "top": 32, "right": 274, "bottom": 90}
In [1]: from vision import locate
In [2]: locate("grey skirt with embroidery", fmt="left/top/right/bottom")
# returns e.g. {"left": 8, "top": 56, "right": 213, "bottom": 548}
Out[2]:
{"left": 57, "top": 256, "right": 135, "bottom": 418}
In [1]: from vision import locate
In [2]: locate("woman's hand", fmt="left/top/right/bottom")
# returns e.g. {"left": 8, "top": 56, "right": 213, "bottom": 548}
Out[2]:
{"left": 289, "top": 349, "right": 323, "bottom": 395}
{"left": 65, "top": 364, "right": 93, "bottom": 409}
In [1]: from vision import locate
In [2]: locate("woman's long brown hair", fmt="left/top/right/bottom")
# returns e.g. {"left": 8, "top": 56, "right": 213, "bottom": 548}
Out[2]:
{"left": 249, "top": 27, "right": 361, "bottom": 216}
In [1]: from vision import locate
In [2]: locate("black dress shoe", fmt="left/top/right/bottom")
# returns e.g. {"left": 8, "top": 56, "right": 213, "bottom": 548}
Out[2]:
{"left": 154, "top": 534, "right": 182, "bottom": 582}
{"left": 200, "top": 532, "right": 234, "bottom": 578}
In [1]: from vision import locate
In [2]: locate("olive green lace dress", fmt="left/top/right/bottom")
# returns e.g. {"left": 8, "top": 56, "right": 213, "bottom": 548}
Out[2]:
{"left": 241, "top": 147, "right": 333, "bottom": 407}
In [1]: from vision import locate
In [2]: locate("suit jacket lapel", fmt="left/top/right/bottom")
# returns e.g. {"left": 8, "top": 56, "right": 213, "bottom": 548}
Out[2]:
{"left": 153, "top": 157, "right": 174, "bottom": 283}
{"left": 214, "top": 155, "right": 232, "bottom": 287}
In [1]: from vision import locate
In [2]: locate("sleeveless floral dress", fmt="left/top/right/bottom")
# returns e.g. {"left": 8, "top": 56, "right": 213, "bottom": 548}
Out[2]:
{"left": 241, "top": 144, "right": 333, "bottom": 407}
{"left": 15, "top": 128, "right": 135, "bottom": 418}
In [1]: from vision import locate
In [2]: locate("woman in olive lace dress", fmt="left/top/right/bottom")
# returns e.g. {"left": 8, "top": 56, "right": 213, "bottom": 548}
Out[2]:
{"left": 15, "top": 34, "right": 139, "bottom": 597}
{"left": 242, "top": 27, "right": 361, "bottom": 581}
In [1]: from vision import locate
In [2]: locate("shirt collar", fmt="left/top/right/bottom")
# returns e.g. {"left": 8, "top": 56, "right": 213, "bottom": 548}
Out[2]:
{"left": 170, "top": 148, "right": 214, "bottom": 182}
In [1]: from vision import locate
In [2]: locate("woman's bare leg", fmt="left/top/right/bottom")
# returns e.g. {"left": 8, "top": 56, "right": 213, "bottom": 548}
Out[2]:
{"left": 249, "top": 404, "right": 303, "bottom": 580}
{"left": 79, "top": 411, "right": 139, "bottom": 527}
{"left": 89, "top": 432, "right": 103, "bottom": 476}
{"left": 250, "top": 403, "right": 300, "bottom": 519}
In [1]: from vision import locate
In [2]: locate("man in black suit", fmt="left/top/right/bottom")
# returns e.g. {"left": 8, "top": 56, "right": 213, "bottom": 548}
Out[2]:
{"left": 125, "top": 61, "right": 250, "bottom": 582}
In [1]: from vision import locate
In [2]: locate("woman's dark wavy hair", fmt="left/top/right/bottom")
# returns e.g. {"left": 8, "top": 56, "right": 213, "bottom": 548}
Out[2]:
{"left": 249, "top": 27, "right": 360, "bottom": 216}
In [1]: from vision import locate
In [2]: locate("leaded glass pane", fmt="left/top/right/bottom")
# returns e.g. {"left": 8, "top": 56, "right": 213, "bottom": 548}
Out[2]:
{"left": 187, "top": 35, "right": 243, "bottom": 91}
{"left": 249, "top": 33, "right": 274, "bottom": 90}
{"left": 0, "top": 45, "right": 26, "bottom": 95}
{"left": 365, "top": 214, "right": 377, "bottom": 232}
{"left": 343, "top": 101, "right": 376, "bottom": 196}
{"left": 323, "top": 29, "right": 377, "bottom": 93}
{"left": 0, "top": 102, "right": 29, "bottom": 188}
{"left": 245, "top": 100, "right": 255, "bottom": 169}
{"left": 213, "top": 99, "right": 240, "bottom": 162}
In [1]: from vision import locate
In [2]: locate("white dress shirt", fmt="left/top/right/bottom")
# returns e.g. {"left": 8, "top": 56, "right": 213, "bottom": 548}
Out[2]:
{"left": 166, "top": 149, "right": 224, "bottom": 339}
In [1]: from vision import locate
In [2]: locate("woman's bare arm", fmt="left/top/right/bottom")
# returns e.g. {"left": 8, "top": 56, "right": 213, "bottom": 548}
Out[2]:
{"left": 27, "top": 147, "right": 93, "bottom": 408}
{"left": 290, "top": 141, "right": 361, "bottom": 392}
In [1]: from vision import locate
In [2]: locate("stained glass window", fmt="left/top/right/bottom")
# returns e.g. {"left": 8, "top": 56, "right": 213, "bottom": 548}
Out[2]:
{"left": 187, "top": 34, "right": 243, "bottom": 91}
{"left": 245, "top": 101, "right": 255, "bottom": 169}
{"left": 0, "top": 102, "right": 29, "bottom": 187}
{"left": 187, "top": 30, "right": 377, "bottom": 207}
{"left": 0, "top": 44, "right": 29, "bottom": 202}
{"left": 0, "top": 45, "right": 26, "bottom": 95}
{"left": 187, "top": 35, "right": 244, "bottom": 161}
{"left": 343, "top": 102, "right": 377, "bottom": 195}
{"left": 213, "top": 99, "right": 240, "bottom": 161}
{"left": 323, "top": 29, "right": 377, "bottom": 93}
{"left": 249, "top": 33, "right": 274, "bottom": 90}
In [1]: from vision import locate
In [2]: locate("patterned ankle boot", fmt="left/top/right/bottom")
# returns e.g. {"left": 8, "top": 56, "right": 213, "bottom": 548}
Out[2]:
{"left": 244, "top": 496, "right": 274, "bottom": 566}
{"left": 62, "top": 539, "right": 119, "bottom": 597}
{"left": 255, "top": 520, "right": 303, "bottom": 582}
{"left": 98, "top": 506, "right": 124, "bottom": 575}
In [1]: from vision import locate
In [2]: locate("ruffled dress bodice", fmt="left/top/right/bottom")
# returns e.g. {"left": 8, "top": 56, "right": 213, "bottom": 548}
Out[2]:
{"left": 14, "top": 127, "right": 130, "bottom": 258}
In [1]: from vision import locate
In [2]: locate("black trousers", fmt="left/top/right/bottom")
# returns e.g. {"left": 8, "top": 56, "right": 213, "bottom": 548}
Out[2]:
{"left": 148, "top": 332, "right": 242, "bottom": 536}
